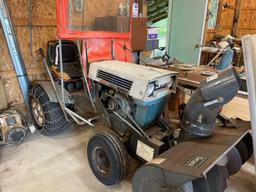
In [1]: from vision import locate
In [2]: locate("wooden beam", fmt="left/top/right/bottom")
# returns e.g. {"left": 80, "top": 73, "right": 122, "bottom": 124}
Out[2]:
{"left": 233, "top": 0, "right": 242, "bottom": 36}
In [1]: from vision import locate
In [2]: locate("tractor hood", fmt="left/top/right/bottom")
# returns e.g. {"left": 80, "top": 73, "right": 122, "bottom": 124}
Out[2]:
{"left": 89, "top": 60, "right": 177, "bottom": 101}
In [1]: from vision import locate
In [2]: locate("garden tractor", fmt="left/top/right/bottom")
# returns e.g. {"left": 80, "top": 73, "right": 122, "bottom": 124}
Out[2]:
{"left": 28, "top": 0, "right": 253, "bottom": 191}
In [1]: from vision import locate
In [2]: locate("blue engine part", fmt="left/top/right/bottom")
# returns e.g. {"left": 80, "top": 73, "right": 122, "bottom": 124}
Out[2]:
{"left": 134, "top": 96, "right": 169, "bottom": 128}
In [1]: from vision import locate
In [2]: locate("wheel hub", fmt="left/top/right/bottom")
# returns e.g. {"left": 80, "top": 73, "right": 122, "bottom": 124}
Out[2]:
{"left": 93, "top": 147, "right": 111, "bottom": 175}
{"left": 31, "top": 98, "right": 45, "bottom": 127}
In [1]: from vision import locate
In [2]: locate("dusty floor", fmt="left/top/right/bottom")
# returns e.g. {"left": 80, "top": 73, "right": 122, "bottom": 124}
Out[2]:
{"left": 0, "top": 123, "right": 256, "bottom": 192}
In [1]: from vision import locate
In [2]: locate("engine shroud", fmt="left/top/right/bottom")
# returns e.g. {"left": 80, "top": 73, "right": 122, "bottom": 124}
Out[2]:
{"left": 134, "top": 96, "right": 169, "bottom": 128}
{"left": 90, "top": 60, "right": 177, "bottom": 133}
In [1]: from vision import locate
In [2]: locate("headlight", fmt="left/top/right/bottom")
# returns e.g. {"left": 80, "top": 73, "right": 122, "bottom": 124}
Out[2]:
{"left": 148, "top": 83, "right": 155, "bottom": 96}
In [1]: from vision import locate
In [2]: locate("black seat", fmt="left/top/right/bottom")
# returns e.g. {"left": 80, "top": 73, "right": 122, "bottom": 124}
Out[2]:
{"left": 47, "top": 40, "right": 83, "bottom": 79}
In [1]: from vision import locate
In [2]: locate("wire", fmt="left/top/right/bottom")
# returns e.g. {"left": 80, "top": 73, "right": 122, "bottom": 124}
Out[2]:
{"left": 113, "top": 39, "right": 147, "bottom": 65}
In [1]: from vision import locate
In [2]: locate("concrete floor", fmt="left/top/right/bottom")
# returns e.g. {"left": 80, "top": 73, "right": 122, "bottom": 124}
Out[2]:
{"left": 0, "top": 124, "right": 256, "bottom": 192}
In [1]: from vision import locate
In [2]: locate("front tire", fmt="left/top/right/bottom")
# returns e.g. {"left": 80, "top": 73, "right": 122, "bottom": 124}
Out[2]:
{"left": 29, "top": 84, "right": 71, "bottom": 136}
{"left": 87, "top": 132, "right": 128, "bottom": 186}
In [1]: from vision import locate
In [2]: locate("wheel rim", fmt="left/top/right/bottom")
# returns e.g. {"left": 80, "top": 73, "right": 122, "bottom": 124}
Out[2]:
{"left": 93, "top": 147, "right": 111, "bottom": 176}
{"left": 31, "top": 98, "right": 45, "bottom": 127}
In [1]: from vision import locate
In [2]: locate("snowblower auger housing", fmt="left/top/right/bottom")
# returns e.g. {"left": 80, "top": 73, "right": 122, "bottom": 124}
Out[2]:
{"left": 132, "top": 68, "right": 253, "bottom": 192}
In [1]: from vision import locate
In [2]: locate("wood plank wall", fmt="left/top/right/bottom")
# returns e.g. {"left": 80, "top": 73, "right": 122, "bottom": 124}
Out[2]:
{"left": 216, "top": 0, "right": 237, "bottom": 35}
{"left": 205, "top": 0, "right": 256, "bottom": 43}
{"left": 0, "top": 0, "right": 57, "bottom": 106}
{"left": 237, "top": 0, "right": 256, "bottom": 36}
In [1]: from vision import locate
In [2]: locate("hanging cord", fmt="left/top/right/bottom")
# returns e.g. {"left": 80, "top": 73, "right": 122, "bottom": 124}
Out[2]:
{"left": 113, "top": 40, "right": 148, "bottom": 65}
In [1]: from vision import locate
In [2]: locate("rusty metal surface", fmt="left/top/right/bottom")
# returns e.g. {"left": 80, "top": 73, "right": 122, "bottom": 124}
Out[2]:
{"left": 148, "top": 127, "right": 250, "bottom": 178}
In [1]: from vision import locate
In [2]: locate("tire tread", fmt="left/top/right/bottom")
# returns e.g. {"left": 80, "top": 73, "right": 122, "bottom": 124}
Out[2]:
{"left": 29, "top": 84, "right": 71, "bottom": 136}
{"left": 87, "top": 132, "right": 128, "bottom": 185}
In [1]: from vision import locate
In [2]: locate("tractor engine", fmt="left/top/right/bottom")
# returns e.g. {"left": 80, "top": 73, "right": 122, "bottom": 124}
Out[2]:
{"left": 89, "top": 60, "right": 177, "bottom": 134}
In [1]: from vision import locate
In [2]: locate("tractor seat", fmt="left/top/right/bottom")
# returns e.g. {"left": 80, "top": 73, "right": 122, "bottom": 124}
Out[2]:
{"left": 47, "top": 40, "right": 83, "bottom": 79}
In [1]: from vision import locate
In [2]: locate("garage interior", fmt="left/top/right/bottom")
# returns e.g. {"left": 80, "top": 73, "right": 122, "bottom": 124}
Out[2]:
{"left": 0, "top": 0, "right": 256, "bottom": 192}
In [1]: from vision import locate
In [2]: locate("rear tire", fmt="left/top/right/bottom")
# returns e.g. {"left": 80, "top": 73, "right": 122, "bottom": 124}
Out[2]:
{"left": 87, "top": 132, "right": 128, "bottom": 186}
{"left": 29, "top": 84, "right": 71, "bottom": 136}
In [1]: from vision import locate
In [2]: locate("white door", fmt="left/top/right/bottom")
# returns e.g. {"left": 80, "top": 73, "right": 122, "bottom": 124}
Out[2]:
{"left": 167, "top": 0, "right": 208, "bottom": 65}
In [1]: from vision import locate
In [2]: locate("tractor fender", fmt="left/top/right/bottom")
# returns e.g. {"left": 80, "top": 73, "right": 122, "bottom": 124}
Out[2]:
{"left": 34, "top": 81, "right": 74, "bottom": 104}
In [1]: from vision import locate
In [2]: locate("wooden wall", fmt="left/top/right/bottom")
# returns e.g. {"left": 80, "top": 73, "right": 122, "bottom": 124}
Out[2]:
{"left": 237, "top": 0, "right": 256, "bottom": 36}
{"left": 0, "top": 0, "right": 57, "bottom": 106}
{"left": 205, "top": 0, "right": 256, "bottom": 43}
{"left": 216, "top": 0, "right": 237, "bottom": 35}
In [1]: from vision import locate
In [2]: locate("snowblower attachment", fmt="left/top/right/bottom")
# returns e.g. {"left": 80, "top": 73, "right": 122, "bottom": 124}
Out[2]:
{"left": 179, "top": 68, "right": 241, "bottom": 140}
{"left": 132, "top": 68, "right": 253, "bottom": 192}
